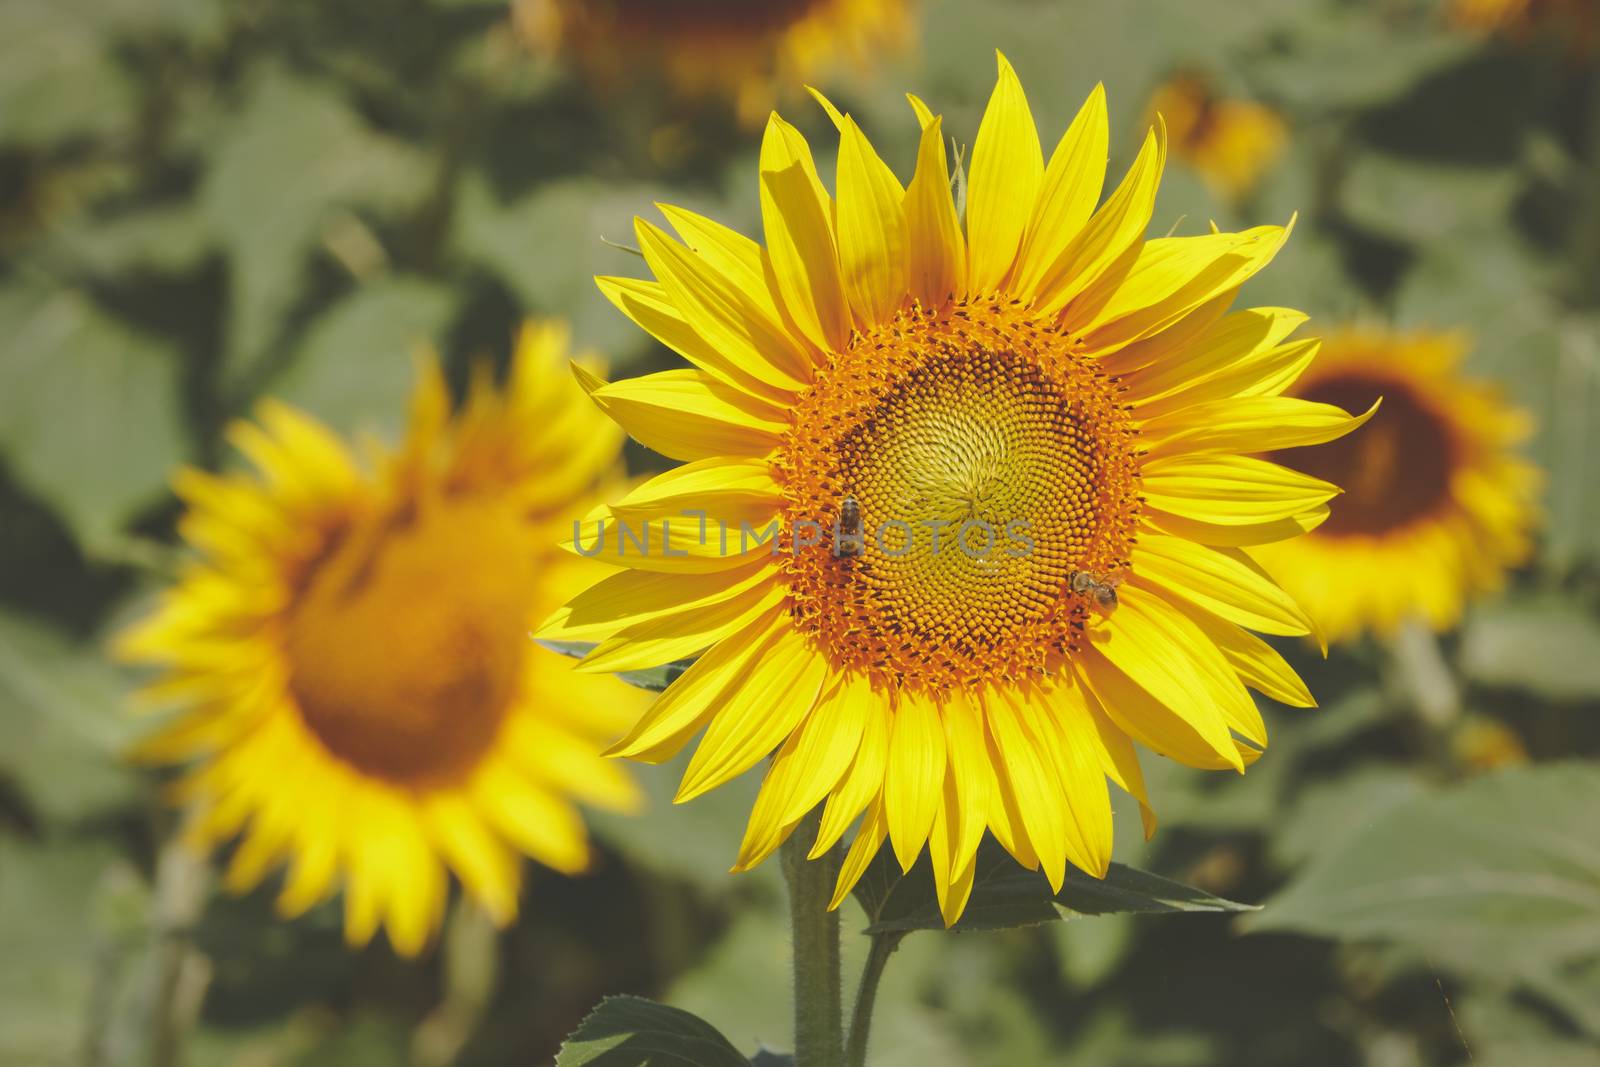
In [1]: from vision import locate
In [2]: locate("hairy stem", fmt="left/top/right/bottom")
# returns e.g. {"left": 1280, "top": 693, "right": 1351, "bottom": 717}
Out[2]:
{"left": 844, "top": 932, "right": 904, "bottom": 1067}
{"left": 780, "top": 809, "right": 843, "bottom": 1067}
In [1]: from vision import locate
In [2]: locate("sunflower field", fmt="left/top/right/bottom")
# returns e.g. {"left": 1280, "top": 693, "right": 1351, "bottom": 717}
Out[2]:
{"left": 4, "top": 1, "right": 1600, "bottom": 1065}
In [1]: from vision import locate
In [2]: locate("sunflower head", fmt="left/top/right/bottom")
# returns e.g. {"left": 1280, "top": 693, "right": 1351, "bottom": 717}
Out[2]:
{"left": 1450, "top": 0, "right": 1600, "bottom": 50}
{"left": 1146, "top": 72, "right": 1287, "bottom": 202}
{"left": 117, "top": 321, "right": 644, "bottom": 956}
{"left": 546, "top": 54, "right": 1373, "bottom": 925}
{"left": 514, "top": 0, "right": 913, "bottom": 125}
{"left": 1256, "top": 328, "right": 1541, "bottom": 643}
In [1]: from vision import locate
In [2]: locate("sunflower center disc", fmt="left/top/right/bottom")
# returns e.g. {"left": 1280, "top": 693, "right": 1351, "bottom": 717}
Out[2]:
{"left": 1277, "top": 373, "right": 1456, "bottom": 536}
{"left": 285, "top": 497, "right": 535, "bottom": 785}
{"left": 777, "top": 300, "right": 1141, "bottom": 694}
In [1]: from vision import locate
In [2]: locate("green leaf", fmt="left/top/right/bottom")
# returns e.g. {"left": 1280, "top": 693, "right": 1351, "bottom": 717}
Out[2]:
{"left": 853, "top": 837, "right": 1253, "bottom": 936}
{"left": 0, "top": 1, "right": 135, "bottom": 146}
{"left": 555, "top": 996, "right": 752, "bottom": 1067}
{"left": 0, "top": 283, "right": 186, "bottom": 548}
{"left": 451, "top": 173, "right": 676, "bottom": 360}
{"left": 534, "top": 640, "right": 692, "bottom": 692}
{"left": 1459, "top": 597, "right": 1600, "bottom": 701}
{"left": 0, "top": 835, "right": 148, "bottom": 1067}
{"left": 1270, "top": 765, "right": 1427, "bottom": 868}
{"left": 0, "top": 610, "right": 141, "bottom": 825}
{"left": 200, "top": 67, "right": 431, "bottom": 387}
{"left": 1247, "top": 764, "right": 1600, "bottom": 979}
{"left": 268, "top": 277, "right": 457, "bottom": 438}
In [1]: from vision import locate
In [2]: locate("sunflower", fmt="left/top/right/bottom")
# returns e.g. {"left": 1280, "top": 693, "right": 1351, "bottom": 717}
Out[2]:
{"left": 541, "top": 54, "right": 1373, "bottom": 925}
{"left": 117, "top": 321, "right": 643, "bottom": 956}
{"left": 514, "top": 0, "right": 913, "bottom": 126}
{"left": 1450, "top": 0, "right": 1600, "bottom": 49}
{"left": 1146, "top": 73, "right": 1287, "bottom": 203}
{"left": 1254, "top": 328, "right": 1539, "bottom": 644}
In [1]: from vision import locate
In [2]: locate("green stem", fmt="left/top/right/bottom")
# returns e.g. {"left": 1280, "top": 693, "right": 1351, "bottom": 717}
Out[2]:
{"left": 780, "top": 809, "right": 843, "bottom": 1067}
{"left": 1390, "top": 620, "right": 1461, "bottom": 730}
{"left": 844, "top": 933, "right": 904, "bottom": 1067}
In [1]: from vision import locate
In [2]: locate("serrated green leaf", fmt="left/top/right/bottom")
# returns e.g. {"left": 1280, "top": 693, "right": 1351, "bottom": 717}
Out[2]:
{"left": 853, "top": 837, "right": 1252, "bottom": 936}
{"left": 1248, "top": 764, "right": 1600, "bottom": 980}
{"left": 1459, "top": 598, "right": 1600, "bottom": 701}
{"left": 555, "top": 996, "right": 751, "bottom": 1067}
{"left": 0, "top": 283, "right": 186, "bottom": 547}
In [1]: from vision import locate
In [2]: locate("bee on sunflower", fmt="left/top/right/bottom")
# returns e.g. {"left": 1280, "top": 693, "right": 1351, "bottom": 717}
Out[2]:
{"left": 540, "top": 54, "right": 1375, "bottom": 925}
{"left": 118, "top": 322, "right": 643, "bottom": 956}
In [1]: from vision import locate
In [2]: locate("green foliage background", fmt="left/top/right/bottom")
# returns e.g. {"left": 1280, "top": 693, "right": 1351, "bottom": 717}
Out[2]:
{"left": 3, "top": 0, "right": 1600, "bottom": 1064}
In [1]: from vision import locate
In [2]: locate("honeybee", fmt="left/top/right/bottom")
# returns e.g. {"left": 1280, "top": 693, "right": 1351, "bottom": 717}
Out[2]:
{"left": 836, "top": 495, "right": 864, "bottom": 558}
{"left": 1070, "top": 569, "right": 1121, "bottom": 614}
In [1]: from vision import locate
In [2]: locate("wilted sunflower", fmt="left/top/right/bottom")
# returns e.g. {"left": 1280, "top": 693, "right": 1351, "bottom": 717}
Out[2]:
{"left": 1255, "top": 328, "right": 1539, "bottom": 644}
{"left": 514, "top": 0, "right": 912, "bottom": 125}
{"left": 542, "top": 54, "right": 1372, "bottom": 925}
{"left": 118, "top": 322, "right": 643, "bottom": 955}
{"left": 1146, "top": 73, "right": 1286, "bottom": 202}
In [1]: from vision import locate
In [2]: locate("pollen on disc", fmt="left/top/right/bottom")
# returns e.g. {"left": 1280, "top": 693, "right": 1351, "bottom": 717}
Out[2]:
{"left": 776, "top": 299, "right": 1142, "bottom": 694}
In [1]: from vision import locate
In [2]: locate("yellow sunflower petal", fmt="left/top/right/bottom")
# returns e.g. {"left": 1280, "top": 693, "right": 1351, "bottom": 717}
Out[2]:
{"left": 575, "top": 364, "right": 787, "bottom": 462}
{"left": 1012, "top": 83, "right": 1109, "bottom": 301}
{"left": 884, "top": 692, "right": 947, "bottom": 871}
{"left": 836, "top": 114, "right": 911, "bottom": 326}
{"left": 760, "top": 114, "right": 851, "bottom": 352}
{"left": 596, "top": 275, "right": 805, "bottom": 400}
{"left": 676, "top": 628, "right": 831, "bottom": 801}
{"left": 1141, "top": 395, "right": 1380, "bottom": 458}
{"left": 903, "top": 105, "right": 966, "bottom": 305}
{"left": 966, "top": 51, "right": 1044, "bottom": 294}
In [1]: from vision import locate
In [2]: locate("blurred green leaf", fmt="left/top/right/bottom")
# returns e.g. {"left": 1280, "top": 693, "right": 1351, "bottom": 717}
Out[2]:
{"left": 201, "top": 67, "right": 431, "bottom": 386}
{"left": 1343, "top": 156, "right": 1521, "bottom": 246}
{"left": 1460, "top": 597, "right": 1600, "bottom": 701}
{"left": 1270, "top": 765, "right": 1427, "bottom": 868}
{"left": 452, "top": 173, "right": 671, "bottom": 358}
{"left": 555, "top": 996, "right": 752, "bottom": 1067}
{"left": 42, "top": 203, "right": 213, "bottom": 278}
{"left": 0, "top": 283, "right": 185, "bottom": 548}
{"left": 1248, "top": 764, "right": 1600, "bottom": 979}
{"left": 269, "top": 277, "right": 457, "bottom": 438}
{"left": 588, "top": 749, "right": 766, "bottom": 893}
{"left": 0, "top": 2, "right": 136, "bottom": 147}
{"left": 0, "top": 610, "right": 140, "bottom": 825}
{"left": 854, "top": 837, "right": 1253, "bottom": 936}
{"left": 0, "top": 835, "right": 147, "bottom": 1067}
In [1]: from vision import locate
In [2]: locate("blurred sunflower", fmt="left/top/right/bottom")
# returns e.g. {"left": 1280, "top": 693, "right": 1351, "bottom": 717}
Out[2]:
{"left": 117, "top": 322, "right": 643, "bottom": 956}
{"left": 1450, "top": 0, "right": 1600, "bottom": 49}
{"left": 1255, "top": 328, "right": 1540, "bottom": 643}
{"left": 1146, "top": 73, "right": 1286, "bottom": 202}
{"left": 541, "top": 55, "right": 1373, "bottom": 924}
{"left": 514, "top": 0, "right": 913, "bottom": 126}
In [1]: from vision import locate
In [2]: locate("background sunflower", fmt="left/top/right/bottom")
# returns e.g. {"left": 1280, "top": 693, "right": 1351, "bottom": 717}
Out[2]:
{"left": 117, "top": 322, "right": 644, "bottom": 956}
{"left": 3, "top": 0, "right": 1600, "bottom": 1065}
{"left": 1255, "top": 328, "right": 1541, "bottom": 642}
